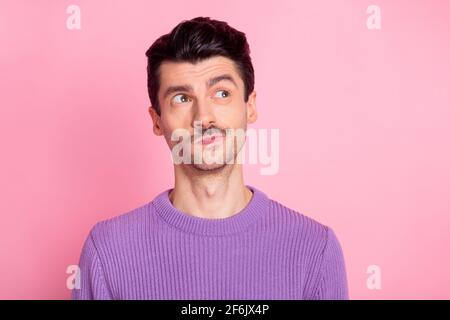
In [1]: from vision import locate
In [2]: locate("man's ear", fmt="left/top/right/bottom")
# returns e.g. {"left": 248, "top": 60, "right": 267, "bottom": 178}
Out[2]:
{"left": 246, "top": 90, "right": 257, "bottom": 124}
{"left": 148, "top": 106, "right": 163, "bottom": 136}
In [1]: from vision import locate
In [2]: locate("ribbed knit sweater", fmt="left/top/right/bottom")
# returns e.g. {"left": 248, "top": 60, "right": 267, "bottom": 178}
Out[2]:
{"left": 72, "top": 185, "right": 349, "bottom": 300}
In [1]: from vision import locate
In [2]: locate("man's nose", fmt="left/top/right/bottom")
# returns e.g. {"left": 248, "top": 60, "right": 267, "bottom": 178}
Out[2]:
{"left": 191, "top": 98, "right": 216, "bottom": 129}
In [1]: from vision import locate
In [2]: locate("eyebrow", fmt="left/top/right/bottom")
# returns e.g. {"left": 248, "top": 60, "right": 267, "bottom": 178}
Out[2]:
{"left": 162, "top": 74, "right": 238, "bottom": 100}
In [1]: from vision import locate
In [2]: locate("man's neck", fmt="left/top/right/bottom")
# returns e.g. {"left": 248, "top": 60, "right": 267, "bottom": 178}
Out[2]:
{"left": 169, "top": 164, "right": 253, "bottom": 219}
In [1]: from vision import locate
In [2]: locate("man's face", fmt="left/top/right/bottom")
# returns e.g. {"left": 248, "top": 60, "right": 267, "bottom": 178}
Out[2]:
{"left": 149, "top": 55, "right": 257, "bottom": 172}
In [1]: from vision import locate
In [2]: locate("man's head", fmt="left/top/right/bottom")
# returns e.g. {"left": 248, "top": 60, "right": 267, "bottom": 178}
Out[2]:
{"left": 145, "top": 17, "right": 257, "bottom": 172}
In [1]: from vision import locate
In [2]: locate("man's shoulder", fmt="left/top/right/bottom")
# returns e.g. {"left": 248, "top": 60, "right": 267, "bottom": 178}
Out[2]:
{"left": 88, "top": 200, "right": 153, "bottom": 244}
{"left": 266, "top": 197, "right": 330, "bottom": 245}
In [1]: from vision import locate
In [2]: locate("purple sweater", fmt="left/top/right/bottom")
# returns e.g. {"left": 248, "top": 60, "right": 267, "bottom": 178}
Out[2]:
{"left": 72, "top": 185, "right": 349, "bottom": 300}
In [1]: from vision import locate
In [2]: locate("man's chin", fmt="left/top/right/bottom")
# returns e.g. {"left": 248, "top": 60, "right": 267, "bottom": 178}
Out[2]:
{"left": 191, "top": 162, "right": 228, "bottom": 172}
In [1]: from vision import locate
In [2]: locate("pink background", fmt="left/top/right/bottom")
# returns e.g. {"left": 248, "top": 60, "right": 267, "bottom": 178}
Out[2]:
{"left": 1, "top": 0, "right": 449, "bottom": 299}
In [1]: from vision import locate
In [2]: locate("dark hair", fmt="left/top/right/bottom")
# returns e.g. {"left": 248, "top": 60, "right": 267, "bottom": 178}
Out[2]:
{"left": 145, "top": 17, "right": 254, "bottom": 116}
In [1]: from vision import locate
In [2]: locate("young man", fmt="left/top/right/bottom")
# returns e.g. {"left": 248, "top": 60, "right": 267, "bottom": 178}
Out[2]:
{"left": 72, "top": 17, "right": 349, "bottom": 300}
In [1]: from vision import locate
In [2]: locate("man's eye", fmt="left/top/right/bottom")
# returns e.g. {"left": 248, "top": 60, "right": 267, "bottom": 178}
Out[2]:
{"left": 214, "top": 90, "right": 230, "bottom": 99}
{"left": 172, "top": 94, "right": 191, "bottom": 104}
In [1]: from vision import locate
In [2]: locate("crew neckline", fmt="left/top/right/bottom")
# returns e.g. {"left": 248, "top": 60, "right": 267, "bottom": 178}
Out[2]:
{"left": 151, "top": 185, "right": 269, "bottom": 236}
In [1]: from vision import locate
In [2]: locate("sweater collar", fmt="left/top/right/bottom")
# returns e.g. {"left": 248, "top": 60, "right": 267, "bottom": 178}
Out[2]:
{"left": 152, "top": 185, "right": 269, "bottom": 236}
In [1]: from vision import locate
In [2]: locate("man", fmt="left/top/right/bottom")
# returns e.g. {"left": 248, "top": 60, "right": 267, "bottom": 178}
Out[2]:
{"left": 72, "top": 17, "right": 349, "bottom": 300}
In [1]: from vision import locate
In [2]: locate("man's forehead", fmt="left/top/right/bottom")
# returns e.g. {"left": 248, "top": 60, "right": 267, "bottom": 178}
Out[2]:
{"left": 159, "top": 56, "right": 241, "bottom": 85}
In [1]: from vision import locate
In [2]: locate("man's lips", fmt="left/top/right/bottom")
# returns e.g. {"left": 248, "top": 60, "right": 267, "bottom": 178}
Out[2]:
{"left": 195, "top": 134, "right": 224, "bottom": 145}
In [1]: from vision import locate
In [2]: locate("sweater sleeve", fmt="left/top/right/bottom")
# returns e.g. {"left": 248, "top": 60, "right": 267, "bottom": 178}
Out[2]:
{"left": 312, "top": 227, "right": 349, "bottom": 300}
{"left": 72, "top": 228, "right": 113, "bottom": 300}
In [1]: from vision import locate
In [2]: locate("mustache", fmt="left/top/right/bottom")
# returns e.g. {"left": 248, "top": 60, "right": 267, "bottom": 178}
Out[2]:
{"left": 192, "top": 126, "right": 226, "bottom": 136}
